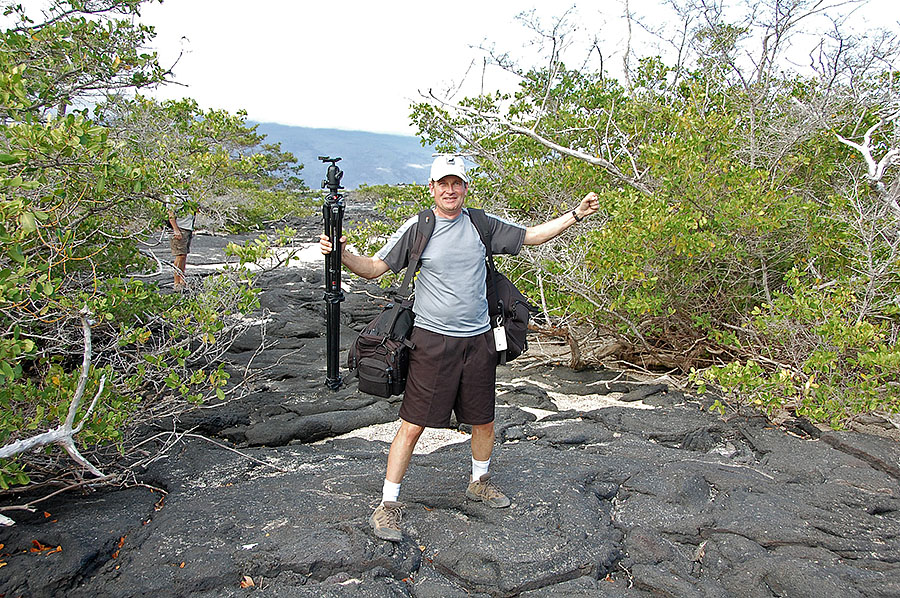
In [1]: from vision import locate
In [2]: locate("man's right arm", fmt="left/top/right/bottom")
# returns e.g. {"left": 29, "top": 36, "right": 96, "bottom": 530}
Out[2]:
{"left": 319, "top": 234, "right": 390, "bottom": 280}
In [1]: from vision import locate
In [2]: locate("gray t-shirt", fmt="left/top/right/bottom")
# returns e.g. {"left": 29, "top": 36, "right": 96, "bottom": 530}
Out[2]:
{"left": 375, "top": 209, "right": 526, "bottom": 337}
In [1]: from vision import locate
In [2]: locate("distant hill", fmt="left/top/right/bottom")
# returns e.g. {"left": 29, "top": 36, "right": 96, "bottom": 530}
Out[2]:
{"left": 252, "top": 122, "right": 435, "bottom": 189}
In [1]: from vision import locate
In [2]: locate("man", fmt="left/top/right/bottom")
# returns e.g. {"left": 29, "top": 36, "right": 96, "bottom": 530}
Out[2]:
{"left": 167, "top": 190, "right": 196, "bottom": 292}
{"left": 320, "top": 155, "right": 599, "bottom": 542}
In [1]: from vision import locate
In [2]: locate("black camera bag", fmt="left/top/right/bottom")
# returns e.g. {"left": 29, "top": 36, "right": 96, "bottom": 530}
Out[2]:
{"left": 347, "top": 211, "right": 434, "bottom": 397}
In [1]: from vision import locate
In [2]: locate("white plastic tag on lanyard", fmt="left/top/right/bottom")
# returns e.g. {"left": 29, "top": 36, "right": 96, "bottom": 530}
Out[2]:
{"left": 493, "top": 325, "right": 508, "bottom": 352}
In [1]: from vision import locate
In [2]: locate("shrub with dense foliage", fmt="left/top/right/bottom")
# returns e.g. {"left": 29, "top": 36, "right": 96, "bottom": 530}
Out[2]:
{"left": 0, "top": 0, "right": 311, "bottom": 490}
{"left": 397, "top": 1, "right": 900, "bottom": 426}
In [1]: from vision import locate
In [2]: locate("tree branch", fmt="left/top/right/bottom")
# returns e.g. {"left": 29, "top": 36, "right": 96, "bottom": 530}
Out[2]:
{"left": 836, "top": 110, "right": 900, "bottom": 214}
{"left": 0, "top": 307, "right": 105, "bottom": 478}
{"left": 424, "top": 91, "right": 653, "bottom": 196}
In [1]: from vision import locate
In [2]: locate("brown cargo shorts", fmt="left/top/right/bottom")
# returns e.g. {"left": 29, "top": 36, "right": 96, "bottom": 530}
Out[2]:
{"left": 399, "top": 327, "right": 497, "bottom": 428}
{"left": 170, "top": 230, "right": 193, "bottom": 256}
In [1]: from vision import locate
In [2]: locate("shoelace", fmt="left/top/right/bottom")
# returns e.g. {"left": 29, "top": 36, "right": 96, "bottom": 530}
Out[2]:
{"left": 477, "top": 479, "right": 504, "bottom": 499}
{"left": 381, "top": 504, "right": 402, "bottom": 526}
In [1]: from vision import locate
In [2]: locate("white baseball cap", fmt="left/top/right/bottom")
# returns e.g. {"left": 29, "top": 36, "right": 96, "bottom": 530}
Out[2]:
{"left": 429, "top": 155, "right": 468, "bottom": 183}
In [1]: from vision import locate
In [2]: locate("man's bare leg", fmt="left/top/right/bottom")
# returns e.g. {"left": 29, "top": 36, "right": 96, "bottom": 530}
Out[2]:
{"left": 173, "top": 254, "right": 187, "bottom": 288}
{"left": 386, "top": 419, "right": 424, "bottom": 484}
{"left": 470, "top": 421, "right": 495, "bottom": 462}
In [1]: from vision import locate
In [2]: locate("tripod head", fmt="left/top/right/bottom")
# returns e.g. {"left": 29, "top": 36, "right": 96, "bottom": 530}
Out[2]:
{"left": 318, "top": 156, "right": 344, "bottom": 196}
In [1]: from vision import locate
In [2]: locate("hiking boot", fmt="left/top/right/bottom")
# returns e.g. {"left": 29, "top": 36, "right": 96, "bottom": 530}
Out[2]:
{"left": 466, "top": 474, "right": 511, "bottom": 508}
{"left": 369, "top": 501, "right": 403, "bottom": 542}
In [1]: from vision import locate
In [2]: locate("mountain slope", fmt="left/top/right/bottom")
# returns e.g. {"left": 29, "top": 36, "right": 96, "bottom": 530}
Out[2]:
{"left": 253, "top": 122, "right": 435, "bottom": 189}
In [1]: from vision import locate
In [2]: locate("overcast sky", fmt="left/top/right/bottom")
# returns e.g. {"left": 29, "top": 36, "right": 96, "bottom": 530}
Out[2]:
{"left": 137, "top": 0, "right": 899, "bottom": 136}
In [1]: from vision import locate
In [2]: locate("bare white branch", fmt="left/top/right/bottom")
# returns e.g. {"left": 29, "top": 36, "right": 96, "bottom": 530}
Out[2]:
{"left": 836, "top": 110, "right": 900, "bottom": 214}
{"left": 424, "top": 91, "right": 653, "bottom": 196}
{"left": 0, "top": 308, "right": 105, "bottom": 478}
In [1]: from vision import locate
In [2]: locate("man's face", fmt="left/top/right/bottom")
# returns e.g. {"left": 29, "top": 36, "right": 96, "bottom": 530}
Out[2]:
{"left": 428, "top": 175, "right": 467, "bottom": 219}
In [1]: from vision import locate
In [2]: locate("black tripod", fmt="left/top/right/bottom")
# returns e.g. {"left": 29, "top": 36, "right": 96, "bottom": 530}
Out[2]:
{"left": 320, "top": 156, "right": 344, "bottom": 390}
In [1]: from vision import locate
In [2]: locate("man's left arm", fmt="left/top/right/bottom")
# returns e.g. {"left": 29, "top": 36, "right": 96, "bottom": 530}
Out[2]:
{"left": 523, "top": 192, "right": 600, "bottom": 246}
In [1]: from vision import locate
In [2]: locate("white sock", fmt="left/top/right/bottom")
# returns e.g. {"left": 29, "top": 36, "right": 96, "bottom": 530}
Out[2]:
{"left": 382, "top": 479, "right": 401, "bottom": 504}
{"left": 472, "top": 457, "right": 490, "bottom": 481}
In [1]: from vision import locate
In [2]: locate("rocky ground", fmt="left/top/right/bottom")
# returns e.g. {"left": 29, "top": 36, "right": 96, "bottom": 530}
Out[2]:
{"left": 1, "top": 211, "right": 899, "bottom": 597}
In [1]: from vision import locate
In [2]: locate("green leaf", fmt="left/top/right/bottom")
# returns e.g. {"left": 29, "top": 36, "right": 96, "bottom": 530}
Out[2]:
{"left": 164, "top": 373, "right": 180, "bottom": 389}
{"left": 8, "top": 245, "right": 24, "bottom": 263}
{"left": 0, "top": 153, "right": 18, "bottom": 164}
{"left": 19, "top": 212, "right": 36, "bottom": 234}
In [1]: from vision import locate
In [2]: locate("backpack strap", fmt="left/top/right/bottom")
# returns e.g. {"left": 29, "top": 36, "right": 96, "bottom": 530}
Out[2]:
{"left": 467, "top": 208, "right": 491, "bottom": 258}
{"left": 397, "top": 209, "right": 435, "bottom": 297}
{"left": 469, "top": 208, "right": 510, "bottom": 364}
{"left": 467, "top": 208, "right": 501, "bottom": 320}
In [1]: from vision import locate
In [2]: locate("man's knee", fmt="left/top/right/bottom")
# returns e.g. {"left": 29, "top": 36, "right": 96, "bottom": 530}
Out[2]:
{"left": 395, "top": 420, "right": 425, "bottom": 447}
{"left": 471, "top": 422, "right": 495, "bottom": 436}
